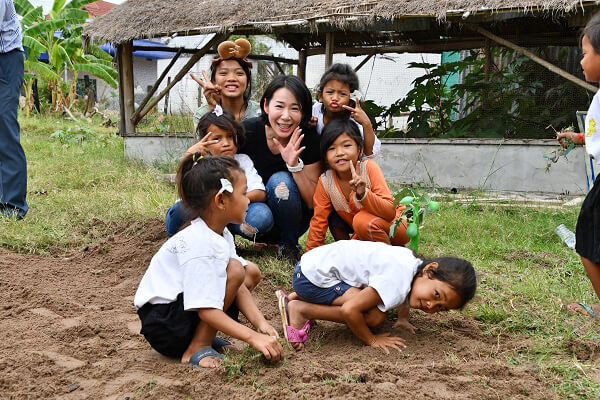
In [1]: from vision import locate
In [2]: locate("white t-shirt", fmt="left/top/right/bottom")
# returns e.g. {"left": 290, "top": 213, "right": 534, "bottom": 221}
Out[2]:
{"left": 585, "top": 91, "right": 600, "bottom": 163}
{"left": 235, "top": 153, "right": 265, "bottom": 192}
{"left": 300, "top": 241, "right": 420, "bottom": 312}
{"left": 134, "top": 217, "right": 247, "bottom": 311}
{"left": 312, "top": 102, "right": 382, "bottom": 157}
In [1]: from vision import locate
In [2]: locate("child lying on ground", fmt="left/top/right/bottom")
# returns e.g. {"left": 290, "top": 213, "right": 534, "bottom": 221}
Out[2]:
{"left": 276, "top": 240, "right": 476, "bottom": 352}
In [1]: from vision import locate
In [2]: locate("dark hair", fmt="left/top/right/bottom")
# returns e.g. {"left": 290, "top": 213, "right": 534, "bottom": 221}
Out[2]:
{"left": 210, "top": 58, "right": 252, "bottom": 105}
{"left": 318, "top": 63, "right": 360, "bottom": 93}
{"left": 319, "top": 119, "right": 363, "bottom": 167}
{"left": 176, "top": 155, "right": 242, "bottom": 219}
{"left": 196, "top": 109, "right": 245, "bottom": 148}
{"left": 260, "top": 74, "right": 313, "bottom": 128}
{"left": 413, "top": 256, "right": 477, "bottom": 310}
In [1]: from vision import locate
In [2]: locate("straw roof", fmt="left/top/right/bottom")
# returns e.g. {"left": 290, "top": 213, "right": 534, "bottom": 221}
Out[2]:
{"left": 84, "top": 0, "right": 600, "bottom": 46}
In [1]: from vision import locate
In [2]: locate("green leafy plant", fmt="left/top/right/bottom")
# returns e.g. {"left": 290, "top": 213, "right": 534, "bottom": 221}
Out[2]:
{"left": 49, "top": 126, "right": 117, "bottom": 147}
{"left": 390, "top": 187, "right": 439, "bottom": 253}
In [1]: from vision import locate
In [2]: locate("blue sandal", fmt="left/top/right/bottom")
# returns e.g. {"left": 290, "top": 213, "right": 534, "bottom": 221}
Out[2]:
{"left": 189, "top": 347, "right": 223, "bottom": 368}
{"left": 212, "top": 337, "right": 232, "bottom": 352}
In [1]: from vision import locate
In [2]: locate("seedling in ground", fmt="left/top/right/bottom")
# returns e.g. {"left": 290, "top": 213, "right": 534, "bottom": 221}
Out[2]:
{"left": 390, "top": 187, "right": 439, "bottom": 253}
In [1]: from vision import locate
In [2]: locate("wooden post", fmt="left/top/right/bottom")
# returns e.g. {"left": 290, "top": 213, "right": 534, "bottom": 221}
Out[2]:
{"left": 297, "top": 49, "right": 307, "bottom": 81}
{"left": 117, "top": 40, "right": 135, "bottom": 134}
{"left": 467, "top": 24, "right": 598, "bottom": 93}
{"left": 164, "top": 76, "right": 171, "bottom": 114}
{"left": 484, "top": 38, "right": 492, "bottom": 81}
{"left": 325, "top": 32, "right": 334, "bottom": 69}
{"left": 32, "top": 78, "right": 40, "bottom": 113}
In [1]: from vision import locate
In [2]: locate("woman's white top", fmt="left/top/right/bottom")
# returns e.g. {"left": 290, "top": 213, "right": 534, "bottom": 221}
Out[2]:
{"left": 585, "top": 91, "right": 600, "bottom": 163}
{"left": 300, "top": 240, "right": 420, "bottom": 312}
{"left": 312, "top": 102, "right": 382, "bottom": 157}
{"left": 134, "top": 217, "right": 247, "bottom": 311}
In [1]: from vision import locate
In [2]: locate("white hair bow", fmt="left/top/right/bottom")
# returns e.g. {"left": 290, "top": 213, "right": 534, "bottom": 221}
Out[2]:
{"left": 218, "top": 178, "right": 233, "bottom": 194}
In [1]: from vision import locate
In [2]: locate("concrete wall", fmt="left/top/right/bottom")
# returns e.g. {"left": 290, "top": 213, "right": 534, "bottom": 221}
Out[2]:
{"left": 124, "top": 135, "right": 591, "bottom": 194}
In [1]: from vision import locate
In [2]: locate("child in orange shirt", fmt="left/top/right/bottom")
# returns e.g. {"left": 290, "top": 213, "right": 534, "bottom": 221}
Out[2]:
{"left": 305, "top": 119, "right": 408, "bottom": 251}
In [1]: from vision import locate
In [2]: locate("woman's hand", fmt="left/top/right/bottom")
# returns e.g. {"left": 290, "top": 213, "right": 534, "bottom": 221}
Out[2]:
{"left": 369, "top": 332, "right": 406, "bottom": 354}
{"left": 342, "top": 98, "right": 372, "bottom": 129}
{"left": 349, "top": 161, "right": 367, "bottom": 199}
{"left": 190, "top": 70, "right": 221, "bottom": 107}
{"left": 184, "top": 131, "right": 218, "bottom": 157}
{"left": 272, "top": 127, "right": 306, "bottom": 167}
{"left": 557, "top": 131, "right": 584, "bottom": 146}
{"left": 248, "top": 332, "right": 284, "bottom": 364}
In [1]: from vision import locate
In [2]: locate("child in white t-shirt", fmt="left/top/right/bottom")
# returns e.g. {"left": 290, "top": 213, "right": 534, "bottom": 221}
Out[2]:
{"left": 165, "top": 107, "right": 273, "bottom": 241}
{"left": 276, "top": 240, "right": 476, "bottom": 352}
{"left": 135, "top": 155, "right": 283, "bottom": 368}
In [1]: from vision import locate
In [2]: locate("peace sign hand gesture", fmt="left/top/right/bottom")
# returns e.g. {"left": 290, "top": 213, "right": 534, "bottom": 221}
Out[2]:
{"left": 272, "top": 127, "right": 306, "bottom": 168}
{"left": 184, "top": 131, "right": 219, "bottom": 157}
{"left": 342, "top": 98, "right": 371, "bottom": 129}
{"left": 189, "top": 70, "right": 221, "bottom": 107}
{"left": 349, "top": 161, "right": 367, "bottom": 199}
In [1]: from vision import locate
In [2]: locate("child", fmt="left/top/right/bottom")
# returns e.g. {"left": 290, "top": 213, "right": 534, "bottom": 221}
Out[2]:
{"left": 557, "top": 12, "right": 600, "bottom": 318}
{"left": 305, "top": 119, "right": 408, "bottom": 251}
{"left": 312, "top": 63, "right": 381, "bottom": 157}
{"left": 165, "top": 107, "right": 273, "bottom": 243}
{"left": 135, "top": 155, "right": 283, "bottom": 368}
{"left": 276, "top": 240, "right": 476, "bottom": 352}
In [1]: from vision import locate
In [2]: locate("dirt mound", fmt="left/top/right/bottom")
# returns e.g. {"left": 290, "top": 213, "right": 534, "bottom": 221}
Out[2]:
{"left": 0, "top": 218, "right": 560, "bottom": 399}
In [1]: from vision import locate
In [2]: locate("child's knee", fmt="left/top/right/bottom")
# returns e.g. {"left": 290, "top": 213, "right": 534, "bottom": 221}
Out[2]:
{"left": 226, "top": 258, "right": 246, "bottom": 287}
{"left": 365, "top": 308, "right": 386, "bottom": 327}
{"left": 245, "top": 261, "right": 262, "bottom": 287}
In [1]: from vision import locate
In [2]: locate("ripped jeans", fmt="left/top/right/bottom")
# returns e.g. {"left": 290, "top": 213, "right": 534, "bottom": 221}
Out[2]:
{"left": 165, "top": 200, "right": 274, "bottom": 240}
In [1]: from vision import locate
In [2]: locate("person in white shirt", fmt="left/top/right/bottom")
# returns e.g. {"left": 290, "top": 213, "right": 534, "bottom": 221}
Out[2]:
{"left": 275, "top": 241, "right": 476, "bottom": 352}
{"left": 558, "top": 12, "right": 600, "bottom": 318}
{"left": 165, "top": 107, "right": 273, "bottom": 243}
{"left": 135, "top": 155, "right": 283, "bottom": 368}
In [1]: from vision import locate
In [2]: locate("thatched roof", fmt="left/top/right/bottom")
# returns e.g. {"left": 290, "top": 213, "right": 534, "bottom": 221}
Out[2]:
{"left": 84, "top": 0, "right": 600, "bottom": 49}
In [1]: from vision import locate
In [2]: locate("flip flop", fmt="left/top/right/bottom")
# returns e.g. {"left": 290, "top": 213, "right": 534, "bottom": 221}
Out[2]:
{"left": 189, "top": 347, "right": 223, "bottom": 369}
{"left": 576, "top": 302, "right": 597, "bottom": 318}
{"left": 276, "top": 290, "right": 290, "bottom": 341}
{"left": 276, "top": 290, "right": 314, "bottom": 345}
{"left": 212, "top": 337, "right": 232, "bottom": 352}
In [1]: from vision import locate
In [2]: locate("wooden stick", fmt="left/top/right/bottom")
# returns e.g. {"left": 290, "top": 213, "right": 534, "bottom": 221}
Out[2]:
{"left": 134, "top": 33, "right": 229, "bottom": 124}
{"left": 325, "top": 32, "right": 334, "bottom": 69}
{"left": 466, "top": 23, "right": 598, "bottom": 93}
{"left": 132, "top": 47, "right": 183, "bottom": 125}
{"left": 273, "top": 59, "right": 285, "bottom": 74}
{"left": 354, "top": 53, "right": 374, "bottom": 72}
{"left": 297, "top": 49, "right": 307, "bottom": 81}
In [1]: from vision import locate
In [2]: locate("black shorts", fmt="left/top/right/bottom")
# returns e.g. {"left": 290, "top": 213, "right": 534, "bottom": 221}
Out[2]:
{"left": 137, "top": 293, "right": 239, "bottom": 358}
{"left": 576, "top": 180, "right": 600, "bottom": 263}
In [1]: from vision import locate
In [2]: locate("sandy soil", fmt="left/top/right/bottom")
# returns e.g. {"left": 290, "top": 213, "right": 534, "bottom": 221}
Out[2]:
{"left": 0, "top": 219, "right": 566, "bottom": 399}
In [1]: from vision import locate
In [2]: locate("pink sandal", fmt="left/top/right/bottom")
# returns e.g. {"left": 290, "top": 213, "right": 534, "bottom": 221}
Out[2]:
{"left": 276, "top": 290, "right": 315, "bottom": 344}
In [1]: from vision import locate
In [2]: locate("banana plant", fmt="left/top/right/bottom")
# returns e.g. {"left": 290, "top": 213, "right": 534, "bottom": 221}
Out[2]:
{"left": 389, "top": 187, "right": 439, "bottom": 253}
{"left": 15, "top": 0, "right": 117, "bottom": 113}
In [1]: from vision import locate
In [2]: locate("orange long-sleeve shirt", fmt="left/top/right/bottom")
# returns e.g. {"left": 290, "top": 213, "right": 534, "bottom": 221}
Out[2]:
{"left": 306, "top": 160, "right": 396, "bottom": 251}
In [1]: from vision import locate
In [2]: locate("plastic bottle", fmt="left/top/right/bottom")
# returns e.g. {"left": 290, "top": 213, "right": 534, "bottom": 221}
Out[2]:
{"left": 554, "top": 224, "right": 576, "bottom": 249}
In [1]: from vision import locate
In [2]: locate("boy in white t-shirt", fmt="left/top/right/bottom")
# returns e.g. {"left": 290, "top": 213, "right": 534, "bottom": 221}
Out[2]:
{"left": 276, "top": 240, "right": 476, "bottom": 352}
{"left": 136, "top": 155, "right": 282, "bottom": 368}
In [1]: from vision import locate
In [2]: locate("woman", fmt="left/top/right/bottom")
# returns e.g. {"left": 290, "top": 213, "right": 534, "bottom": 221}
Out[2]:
{"left": 240, "top": 75, "right": 322, "bottom": 263}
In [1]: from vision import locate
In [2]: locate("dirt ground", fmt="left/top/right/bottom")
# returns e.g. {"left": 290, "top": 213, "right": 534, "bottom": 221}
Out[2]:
{"left": 0, "top": 219, "right": 564, "bottom": 399}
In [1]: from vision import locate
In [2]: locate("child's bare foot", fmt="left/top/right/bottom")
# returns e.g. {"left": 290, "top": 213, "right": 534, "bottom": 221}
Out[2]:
{"left": 567, "top": 302, "right": 600, "bottom": 318}
{"left": 181, "top": 345, "right": 222, "bottom": 368}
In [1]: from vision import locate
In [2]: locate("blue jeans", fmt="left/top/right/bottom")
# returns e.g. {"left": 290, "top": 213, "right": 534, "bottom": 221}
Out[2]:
{"left": 0, "top": 50, "right": 27, "bottom": 218}
{"left": 165, "top": 200, "right": 274, "bottom": 240}
{"left": 264, "top": 171, "right": 312, "bottom": 247}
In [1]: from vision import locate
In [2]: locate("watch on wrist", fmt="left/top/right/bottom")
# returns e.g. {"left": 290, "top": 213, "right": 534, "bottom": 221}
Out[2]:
{"left": 286, "top": 158, "right": 304, "bottom": 173}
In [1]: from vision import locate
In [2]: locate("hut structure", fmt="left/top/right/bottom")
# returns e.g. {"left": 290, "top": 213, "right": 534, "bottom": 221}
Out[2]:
{"left": 83, "top": 0, "right": 600, "bottom": 136}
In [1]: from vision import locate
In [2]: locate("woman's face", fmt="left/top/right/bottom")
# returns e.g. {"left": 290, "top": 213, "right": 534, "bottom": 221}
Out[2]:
{"left": 263, "top": 87, "right": 303, "bottom": 138}
{"left": 214, "top": 60, "right": 248, "bottom": 99}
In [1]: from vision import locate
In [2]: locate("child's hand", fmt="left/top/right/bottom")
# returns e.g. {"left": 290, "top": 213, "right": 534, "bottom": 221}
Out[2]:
{"left": 190, "top": 71, "right": 221, "bottom": 107}
{"left": 342, "top": 98, "right": 372, "bottom": 129}
{"left": 308, "top": 116, "right": 318, "bottom": 128}
{"left": 393, "top": 318, "right": 416, "bottom": 334}
{"left": 272, "top": 127, "right": 306, "bottom": 168}
{"left": 248, "top": 333, "right": 284, "bottom": 364}
{"left": 369, "top": 332, "right": 406, "bottom": 354}
{"left": 349, "top": 161, "right": 367, "bottom": 199}
{"left": 557, "top": 131, "right": 584, "bottom": 146}
{"left": 257, "top": 322, "right": 279, "bottom": 338}
{"left": 184, "top": 131, "right": 219, "bottom": 156}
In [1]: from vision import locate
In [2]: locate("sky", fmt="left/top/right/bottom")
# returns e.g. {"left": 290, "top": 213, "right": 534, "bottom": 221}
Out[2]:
{"left": 30, "top": 0, "right": 126, "bottom": 14}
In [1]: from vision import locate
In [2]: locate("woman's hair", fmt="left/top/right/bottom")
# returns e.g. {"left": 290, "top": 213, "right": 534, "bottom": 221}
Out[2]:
{"left": 196, "top": 109, "right": 245, "bottom": 148}
{"left": 318, "top": 63, "right": 360, "bottom": 93}
{"left": 176, "top": 155, "right": 242, "bottom": 219}
{"left": 319, "top": 119, "right": 363, "bottom": 167}
{"left": 413, "top": 256, "right": 477, "bottom": 309}
{"left": 582, "top": 12, "right": 600, "bottom": 53}
{"left": 210, "top": 58, "right": 252, "bottom": 105}
{"left": 260, "top": 74, "right": 313, "bottom": 128}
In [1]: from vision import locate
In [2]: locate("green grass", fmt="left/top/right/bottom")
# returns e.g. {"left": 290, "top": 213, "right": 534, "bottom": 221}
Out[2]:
{"left": 4, "top": 114, "right": 600, "bottom": 398}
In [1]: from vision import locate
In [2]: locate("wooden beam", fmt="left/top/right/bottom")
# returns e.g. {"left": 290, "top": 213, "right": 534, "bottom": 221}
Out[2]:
{"left": 134, "top": 32, "right": 228, "bottom": 125}
{"left": 466, "top": 24, "right": 597, "bottom": 93}
{"left": 297, "top": 49, "right": 307, "bottom": 81}
{"left": 273, "top": 59, "right": 285, "bottom": 74}
{"left": 354, "top": 53, "right": 374, "bottom": 72}
{"left": 325, "top": 32, "right": 334, "bottom": 69}
{"left": 118, "top": 40, "right": 135, "bottom": 134}
{"left": 132, "top": 47, "right": 183, "bottom": 125}
{"left": 131, "top": 45, "right": 298, "bottom": 64}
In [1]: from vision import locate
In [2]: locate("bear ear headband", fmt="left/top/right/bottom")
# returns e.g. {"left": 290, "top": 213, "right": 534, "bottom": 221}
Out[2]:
{"left": 213, "top": 38, "right": 252, "bottom": 69}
